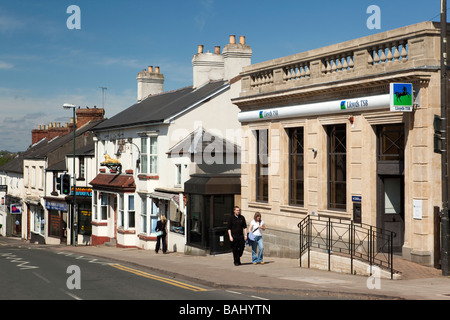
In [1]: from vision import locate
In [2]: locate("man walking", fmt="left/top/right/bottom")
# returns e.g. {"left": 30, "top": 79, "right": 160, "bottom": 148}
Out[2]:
{"left": 227, "top": 206, "right": 247, "bottom": 266}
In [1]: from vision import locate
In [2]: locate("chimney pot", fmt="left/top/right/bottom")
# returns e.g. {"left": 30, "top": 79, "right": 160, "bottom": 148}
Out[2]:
{"left": 239, "top": 36, "right": 246, "bottom": 45}
{"left": 229, "top": 35, "right": 236, "bottom": 44}
{"left": 198, "top": 45, "right": 204, "bottom": 54}
{"left": 148, "top": 66, "right": 153, "bottom": 73}
{"left": 155, "top": 66, "right": 160, "bottom": 73}
{"left": 215, "top": 46, "right": 221, "bottom": 54}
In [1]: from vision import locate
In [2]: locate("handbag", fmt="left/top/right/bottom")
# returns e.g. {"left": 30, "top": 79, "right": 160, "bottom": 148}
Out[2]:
{"left": 156, "top": 230, "right": 163, "bottom": 237}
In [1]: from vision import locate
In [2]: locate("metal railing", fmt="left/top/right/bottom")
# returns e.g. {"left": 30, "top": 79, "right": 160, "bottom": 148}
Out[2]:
{"left": 298, "top": 215, "right": 396, "bottom": 279}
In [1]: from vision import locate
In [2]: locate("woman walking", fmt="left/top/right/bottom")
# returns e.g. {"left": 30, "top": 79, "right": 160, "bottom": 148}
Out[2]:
{"left": 248, "top": 212, "right": 265, "bottom": 264}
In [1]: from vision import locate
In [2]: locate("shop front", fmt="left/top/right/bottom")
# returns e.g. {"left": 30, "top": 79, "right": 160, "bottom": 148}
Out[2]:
{"left": 44, "top": 198, "right": 68, "bottom": 244}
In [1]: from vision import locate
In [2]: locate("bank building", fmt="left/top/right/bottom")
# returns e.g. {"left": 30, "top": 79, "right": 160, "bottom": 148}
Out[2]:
{"left": 232, "top": 21, "right": 447, "bottom": 271}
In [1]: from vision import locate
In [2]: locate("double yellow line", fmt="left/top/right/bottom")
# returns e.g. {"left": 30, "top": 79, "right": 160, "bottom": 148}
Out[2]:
{"left": 111, "top": 264, "right": 209, "bottom": 292}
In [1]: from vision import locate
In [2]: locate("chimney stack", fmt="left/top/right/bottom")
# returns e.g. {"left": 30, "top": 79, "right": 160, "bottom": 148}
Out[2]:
{"left": 31, "top": 107, "right": 105, "bottom": 145}
{"left": 223, "top": 34, "right": 252, "bottom": 81}
{"left": 137, "top": 65, "right": 165, "bottom": 101}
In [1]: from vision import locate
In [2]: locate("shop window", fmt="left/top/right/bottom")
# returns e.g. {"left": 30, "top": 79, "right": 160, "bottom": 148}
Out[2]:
{"left": 289, "top": 127, "right": 304, "bottom": 206}
{"left": 328, "top": 124, "right": 347, "bottom": 210}
{"left": 256, "top": 129, "right": 269, "bottom": 202}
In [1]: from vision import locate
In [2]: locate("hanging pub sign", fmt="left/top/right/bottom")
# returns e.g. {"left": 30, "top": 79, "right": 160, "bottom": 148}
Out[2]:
{"left": 390, "top": 83, "right": 413, "bottom": 112}
{"left": 0, "top": 185, "right": 7, "bottom": 192}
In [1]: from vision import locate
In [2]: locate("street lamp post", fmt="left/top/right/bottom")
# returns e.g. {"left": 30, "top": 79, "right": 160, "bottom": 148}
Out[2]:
{"left": 441, "top": 0, "right": 449, "bottom": 276}
{"left": 63, "top": 103, "right": 77, "bottom": 246}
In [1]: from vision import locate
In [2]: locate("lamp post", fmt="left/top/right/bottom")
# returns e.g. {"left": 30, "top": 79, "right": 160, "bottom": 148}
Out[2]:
{"left": 441, "top": 0, "right": 449, "bottom": 276}
{"left": 63, "top": 103, "right": 77, "bottom": 246}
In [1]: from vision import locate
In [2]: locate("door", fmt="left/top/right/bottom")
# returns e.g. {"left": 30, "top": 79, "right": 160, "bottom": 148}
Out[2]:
{"left": 378, "top": 175, "right": 404, "bottom": 253}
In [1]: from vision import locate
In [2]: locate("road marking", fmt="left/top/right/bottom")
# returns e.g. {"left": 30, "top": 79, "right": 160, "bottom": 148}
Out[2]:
{"left": 33, "top": 272, "right": 50, "bottom": 284}
{"left": 251, "top": 295, "right": 269, "bottom": 300}
{"left": 60, "top": 289, "right": 83, "bottom": 300}
{"left": 1, "top": 253, "right": 39, "bottom": 270}
{"left": 226, "top": 290, "right": 242, "bottom": 295}
{"left": 111, "top": 264, "right": 209, "bottom": 292}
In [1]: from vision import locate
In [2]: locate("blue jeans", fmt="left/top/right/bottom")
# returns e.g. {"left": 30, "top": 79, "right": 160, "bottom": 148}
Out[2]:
{"left": 251, "top": 235, "right": 264, "bottom": 263}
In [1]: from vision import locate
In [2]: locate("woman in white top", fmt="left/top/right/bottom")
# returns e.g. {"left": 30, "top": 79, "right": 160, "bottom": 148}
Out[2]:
{"left": 248, "top": 211, "right": 265, "bottom": 264}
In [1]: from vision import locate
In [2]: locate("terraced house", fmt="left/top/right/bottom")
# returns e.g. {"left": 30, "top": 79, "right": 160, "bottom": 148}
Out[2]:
{"left": 233, "top": 21, "right": 447, "bottom": 268}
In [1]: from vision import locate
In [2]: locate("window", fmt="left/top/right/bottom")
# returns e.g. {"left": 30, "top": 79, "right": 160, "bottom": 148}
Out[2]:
{"left": 328, "top": 124, "right": 347, "bottom": 210}
{"left": 149, "top": 137, "right": 158, "bottom": 173}
{"left": 141, "top": 196, "right": 147, "bottom": 233}
{"left": 176, "top": 164, "right": 182, "bottom": 186}
{"left": 141, "top": 138, "right": 148, "bottom": 173}
{"left": 256, "top": 129, "right": 269, "bottom": 202}
{"left": 33, "top": 207, "right": 44, "bottom": 235}
{"left": 141, "top": 136, "right": 158, "bottom": 174}
{"left": 118, "top": 194, "right": 124, "bottom": 227}
{"left": 128, "top": 195, "right": 135, "bottom": 228}
{"left": 79, "top": 156, "right": 85, "bottom": 179}
{"left": 39, "top": 166, "right": 44, "bottom": 189}
{"left": 289, "top": 127, "right": 304, "bottom": 206}
{"left": 101, "top": 194, "right": 108, "bottom": 220}
{"left": 93, "top": 191, "right": 98, "bottom": 220}
{"left": 378, "top": 124, "right": 405, "bottom": 161}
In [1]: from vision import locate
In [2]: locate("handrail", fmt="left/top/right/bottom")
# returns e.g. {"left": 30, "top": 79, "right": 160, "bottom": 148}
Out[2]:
{"left": 298, "top": 215, "right": 396, "bottom": 279}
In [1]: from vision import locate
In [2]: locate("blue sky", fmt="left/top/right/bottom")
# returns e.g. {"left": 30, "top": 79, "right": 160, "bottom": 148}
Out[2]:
{"left": 0, "top": 0, "right": 443, "bottom": 151}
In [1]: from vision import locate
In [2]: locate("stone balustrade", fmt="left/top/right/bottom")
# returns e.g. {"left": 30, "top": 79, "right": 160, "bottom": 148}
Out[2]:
{"left": 239, "top": 21, "right": 443, "bottom": 98}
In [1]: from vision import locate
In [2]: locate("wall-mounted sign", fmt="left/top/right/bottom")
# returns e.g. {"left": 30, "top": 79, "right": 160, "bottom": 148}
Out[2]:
{"left": 10, "top": 204, "right": 22, "bottom": 214}
{"left": 390, "top": 83, "right": 413, "bottom": 112}
{"left": 45, "top": 201, "right": 68, "bottom": 211}
{"left": 0, "top": 185, "right": 7, "bottom": 192}
{"left": 238, "top": 94, "right": 390, "bottom": 122}
{"left": 70, "top": 187, "right": 92, "bottom": 197}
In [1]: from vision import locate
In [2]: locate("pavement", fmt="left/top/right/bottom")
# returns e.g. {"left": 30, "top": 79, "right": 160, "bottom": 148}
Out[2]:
{"left": 2, "top": 237, "right": 449, "bottom": 300}
{"left": 44, "top": 242, "right": 450, "bottom": 300}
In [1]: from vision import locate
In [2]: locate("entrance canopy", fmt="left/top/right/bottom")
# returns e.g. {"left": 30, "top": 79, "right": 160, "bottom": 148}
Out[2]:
{"left": 184, "top": 174, "right": 240, "bottom": 195}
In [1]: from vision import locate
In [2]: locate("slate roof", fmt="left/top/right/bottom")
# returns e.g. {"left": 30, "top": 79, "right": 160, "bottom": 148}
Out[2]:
{"left": 93, "top": 80, "right": 229, "bottom": 131}
{"left": 0, "top": 138, "right": 49, "bottom": 174}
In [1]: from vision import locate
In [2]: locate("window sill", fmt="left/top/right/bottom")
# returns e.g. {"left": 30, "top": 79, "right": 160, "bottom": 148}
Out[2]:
{"left": 279, "top": 205, "right": 308, "bottom": 214}
{"left": 91, "top": 221, "right": 108, "bottom": 226}
{"left": 248, "top": 202, "right": 272, "bottom": 210}
{"left": 138, "top": 233, "right": 157, "bottom": 241}
{"left": 117, "top": 227, "right": 136, "bottom": 234}
{"left": 138, "top": 174, "right": 159, "bottom": 180}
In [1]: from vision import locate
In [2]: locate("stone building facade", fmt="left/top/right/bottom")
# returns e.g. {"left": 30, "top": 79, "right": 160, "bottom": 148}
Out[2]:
{"left": 232, "top": 21, "right": 447, "bottom": 267}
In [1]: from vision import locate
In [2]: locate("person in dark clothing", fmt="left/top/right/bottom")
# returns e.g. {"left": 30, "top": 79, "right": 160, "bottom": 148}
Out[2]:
{"left": 227, "top": 206, "right": 247, "bottom": 266}
{"left": 155, "top": 215, "right": 167, "bottom": 254}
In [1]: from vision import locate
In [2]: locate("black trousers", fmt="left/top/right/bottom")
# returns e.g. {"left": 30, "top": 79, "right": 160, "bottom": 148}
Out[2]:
{"left": 231, "top": 235, "right": 245, "bottom": 264}
{"left": 156, "top": 234, "right": 167, "bottom": 253}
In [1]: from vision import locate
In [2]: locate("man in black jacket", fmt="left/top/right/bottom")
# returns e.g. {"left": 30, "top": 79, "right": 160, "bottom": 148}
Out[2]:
{"left": 227, "top": 206, "right": 247, "bottom": 266}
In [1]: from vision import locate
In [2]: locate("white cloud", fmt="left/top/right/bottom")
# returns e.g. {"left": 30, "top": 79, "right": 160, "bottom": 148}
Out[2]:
{"left": 0, "top": 61, "right": 14, "bottom": 69}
